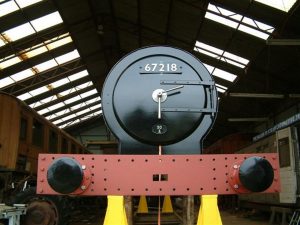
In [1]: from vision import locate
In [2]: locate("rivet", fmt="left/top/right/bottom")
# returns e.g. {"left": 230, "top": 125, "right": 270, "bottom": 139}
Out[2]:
{"left": 234, "top": 184, "right": 239, "bottom": 189}
{"left": 272, "top": 157, "right": 277, "bottom": 160}
{"left": 39, "top": 189, "right": 43, "bottom": 193}
{"left": 81, "top": 185, "right": 86, "bottom": 190}
{"left": 41, "top": 157, "right": 46, "bottom": 161}
{"left": 233, "top": 165, "right": 238, "bottom": 169}
{"left": 40, "top": 168, "right": 45, "bottom": 172}
{"left": 40, "top": 179, "right": 44, "bottom": 182}
{"left": 82, "top": 165, "right": 86, "bottom": 170}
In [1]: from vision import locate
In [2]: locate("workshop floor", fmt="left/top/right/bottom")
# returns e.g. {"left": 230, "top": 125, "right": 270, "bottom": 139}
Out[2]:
{"left": 70, "top": 210, "right": 269, "bottom": 225}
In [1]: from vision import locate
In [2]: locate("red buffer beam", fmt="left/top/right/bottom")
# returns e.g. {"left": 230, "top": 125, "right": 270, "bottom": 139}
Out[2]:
{"left": 37, "top": 153, "right": 280, "bottom": 196}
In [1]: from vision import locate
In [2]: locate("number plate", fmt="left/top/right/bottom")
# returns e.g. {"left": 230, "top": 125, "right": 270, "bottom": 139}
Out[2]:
{"left": 140, "top": 63, "right": 182, "bottom": 74}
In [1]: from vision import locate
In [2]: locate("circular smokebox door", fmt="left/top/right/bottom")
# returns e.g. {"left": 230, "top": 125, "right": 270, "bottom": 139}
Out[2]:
{"left": 102, "top": 46, "right": 218, "bottom": 146}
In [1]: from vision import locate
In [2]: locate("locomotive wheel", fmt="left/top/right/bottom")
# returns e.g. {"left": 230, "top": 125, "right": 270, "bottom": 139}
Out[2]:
{"left": 10, "top": 187, "right": 66, "bottom": 225}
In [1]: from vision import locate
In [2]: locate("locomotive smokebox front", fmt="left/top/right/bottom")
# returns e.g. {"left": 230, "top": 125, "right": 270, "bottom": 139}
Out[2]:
{"left": 102, "top": 46, "right": 218, "bottom": 154}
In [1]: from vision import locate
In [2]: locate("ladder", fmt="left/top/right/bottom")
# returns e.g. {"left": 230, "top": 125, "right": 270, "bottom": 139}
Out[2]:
{"left": 290, "top": 210, "right": 300, "bottom": 225}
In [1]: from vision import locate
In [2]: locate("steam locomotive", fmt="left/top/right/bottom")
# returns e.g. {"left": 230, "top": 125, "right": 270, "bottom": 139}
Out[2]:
{"left": 39, "top": 46, "right": 278, "bottom": 199}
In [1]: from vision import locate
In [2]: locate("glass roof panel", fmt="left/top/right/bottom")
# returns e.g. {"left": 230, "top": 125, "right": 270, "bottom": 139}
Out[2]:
{"left": 71, "top": 103, "right": 86, "bottom": 110}
{"left": 55, "top": 50, "right": 80, "bottom": 64}
{"left": 34, "top": 59, "right": 57, "bottom": 72}
{"left": 223, "top": 52, "right": 249, "bottom": 65}
{"left": 80, "top": 89, "right": 98, "bottom": 98}
{"left": 16, "top": 0, "right": 43, "bottom": 8}
{"left": 29, "top": 86, "right": 48, "bottom": 96}
{"left": 39, "top": 95, "right": 57, "bottom": 104}
{"left": 25, "top": 46, "right": 48, "bottom": 58}
{"left": 11, "top": 69, "right": 35, "bottom": 81}
{"left": 48, "top": 102, "right": 64, "bottom": 111}
{"left": 38, "top": 108, "right": 50, "bottom": 115}
{"left": 31, "top": 11, "right": 63, "bottom": 32}
{"left": 18, "top": 92, "right": 32, "bottom": 101}
{"left": 90, "top": 105, "right": 100, "bottom": 111}
{"left": 205, "top": 3, "right": 274, "bottom": 40}
{"left": 213, "top": 68, "right": 237, "bottom": 82}
{"left": 203, "top": 63, "right": 237, "bottom": 82}
{"left": 51, "top": 78, "right": 69, "bottom": 88}
{"left": 85, "top": 96, "right": 101, "bottom": 104}
{"left": 0, "top": 1, "right": 18, "bottom": 18}
{"left": 3, "top": 23, "right": 35, "bottom": 41}
{"left": 68, "top": 70, "right": 89, "bottom": 81}
{"left": 59, "top": 87, "right": 76, "bottom": 96}
{"left": 254, "top": 0, "right": 297, "bottom": 12}
{"left": 0, "top": 77, "right": 14, "bottom": 88}
{"left": 194, "top": 41, "right": 249, "bottom": 68}
{"left": 205, "top": 12, "right": 238, "bottom": 29}
{"left": 0, "top": 55, "right": 22, "bottom": 69}
{"left": 62, "top": 114, "right": 76, "bottom": 121}
{"left": 65, "top": 96, "right": 81, "bottom": 104}
{"left": 47, "top": 36, "right": 72, "bottom": 50}
{"left": 193, "top": 47, "right": 218, "bottom": 58}
{"left": 76, "top": 108, "right": 90, "bottom": 115}
{"left": 238, "top": 25, "right": 269, "bottom": 39}
{"left": 76, "top": 82, "right": 92, "bottom": 90}
{"left": 216, "top": 87, "right": 226, "bottom": 93}
{"left": 216, "top": 83, "right": 228, "bottom": 90}
{"left": 195, "top": 41, "right": 223, "bottom": 55}
{"left": 53, "top": 119, "right": 63, "bottom": 125}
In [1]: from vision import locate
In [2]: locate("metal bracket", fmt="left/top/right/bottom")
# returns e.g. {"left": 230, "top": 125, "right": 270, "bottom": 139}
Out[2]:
{"left": 37, "top": 153, "right": 280, "bottom": 196}
{"left": 161, "top": 108, "right": 217, "bottom": 113}
{"left": 160, "top": 80, "right": 215, "bottom": 86}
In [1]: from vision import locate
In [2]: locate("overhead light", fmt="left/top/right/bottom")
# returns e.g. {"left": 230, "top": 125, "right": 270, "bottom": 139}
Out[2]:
{"left": 228, "top": 118, "right": 269, "bottom": 122}
{"left": 229, "top": 93, "right": 284, "bottom": 99}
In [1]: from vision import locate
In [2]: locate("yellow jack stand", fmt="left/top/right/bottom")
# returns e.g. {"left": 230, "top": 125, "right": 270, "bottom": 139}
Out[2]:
{"left": 197, "top": 195, "right": 222, "bottom": 225}
{"left": 162, "top": 195, "right": 173, "bottom": 213}
{"left": 137, "top": 195, "right": 149, "bottom": 213}
{"left": 103, "top": 196, "right": 128, "bottom": 225}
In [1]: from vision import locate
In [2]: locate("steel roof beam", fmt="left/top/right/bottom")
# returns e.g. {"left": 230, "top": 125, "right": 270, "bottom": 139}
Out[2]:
{"left": 1, "top": 42, "right": 75, "bottom": 79}
{"left": 56, "top": 107, "right": 101, "bottom": 127}
{"left": 0, "top": 24, "right": 66, "bottom": 59}
{"left": 24, "top": 76, "right": 91, "bottom": 105}
{"left": 50, "top": 100, "right": 101, "bottom": 122}
{"left": 3, "top": 59, "right": 85, "bottom": 96}
{"left": 42, "top": 92, "right": 100, "bottom": 117}
{"left": 0, "top": 0, "right": 56, "bottom": 33}
{"left": 33, "top": 85, "right": 95, "bottom": 111}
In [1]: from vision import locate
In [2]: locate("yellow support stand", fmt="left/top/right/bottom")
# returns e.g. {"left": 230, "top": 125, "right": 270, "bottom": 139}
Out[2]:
{"left": 103, "top": 196, "right": 128, "bottom": 225}
{"left": 162, "top": 195, "right": 173, "bottom": 213}
{"left": 137, "top": 195, "right": 149, "bottom": 213}
{"left": 197, "top": 195, "right": 222, "bottom": 225}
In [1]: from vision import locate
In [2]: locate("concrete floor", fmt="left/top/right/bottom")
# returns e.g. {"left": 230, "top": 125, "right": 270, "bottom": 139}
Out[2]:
{"left": 70, "top": 210, "right": 269, "bottom": 225}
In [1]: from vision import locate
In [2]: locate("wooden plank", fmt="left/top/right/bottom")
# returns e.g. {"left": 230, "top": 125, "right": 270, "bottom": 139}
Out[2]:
{"left": 0, "top": 94, "right": 20, "bottom": 169}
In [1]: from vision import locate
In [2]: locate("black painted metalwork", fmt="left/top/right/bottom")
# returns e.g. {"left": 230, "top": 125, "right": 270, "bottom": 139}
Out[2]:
{"left": 102, "top": 46, "right": 218, "bottom": 154}
{"left": 239, "top": 156, "right": 274, "bottom": 192}
{"left": 47, "top": 157, "right": 83, "bottom": 194}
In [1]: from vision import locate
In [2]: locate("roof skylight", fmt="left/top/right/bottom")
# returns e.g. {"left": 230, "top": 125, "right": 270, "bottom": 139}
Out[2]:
{"left": 254, "top": 0, "right": 297, "bottom": 12}
{"left": 1, "top": 11, "right": 63, "bottom": 43}
{"left": 0, "top": 1, "right": 19, "bottom": 18}
{"left": 194, "top": 41, "right": 249, "bottom": 68}
{"left": 0, "top": 0, "right": 43, "bottom": 18}
{"left": 30, "top": 11, "right": 63, "bottom": 32}
{"left": 203, "top": 63, "right": 237, "bottom": 82}
{"left": 56, "top": 50, "right": 80, "bottom": 64}
{"left": 205, "top": 3, "right": 275, "bottom": 39}
{"left": 3, "top": 23, "right": 35, "bottom": 41}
